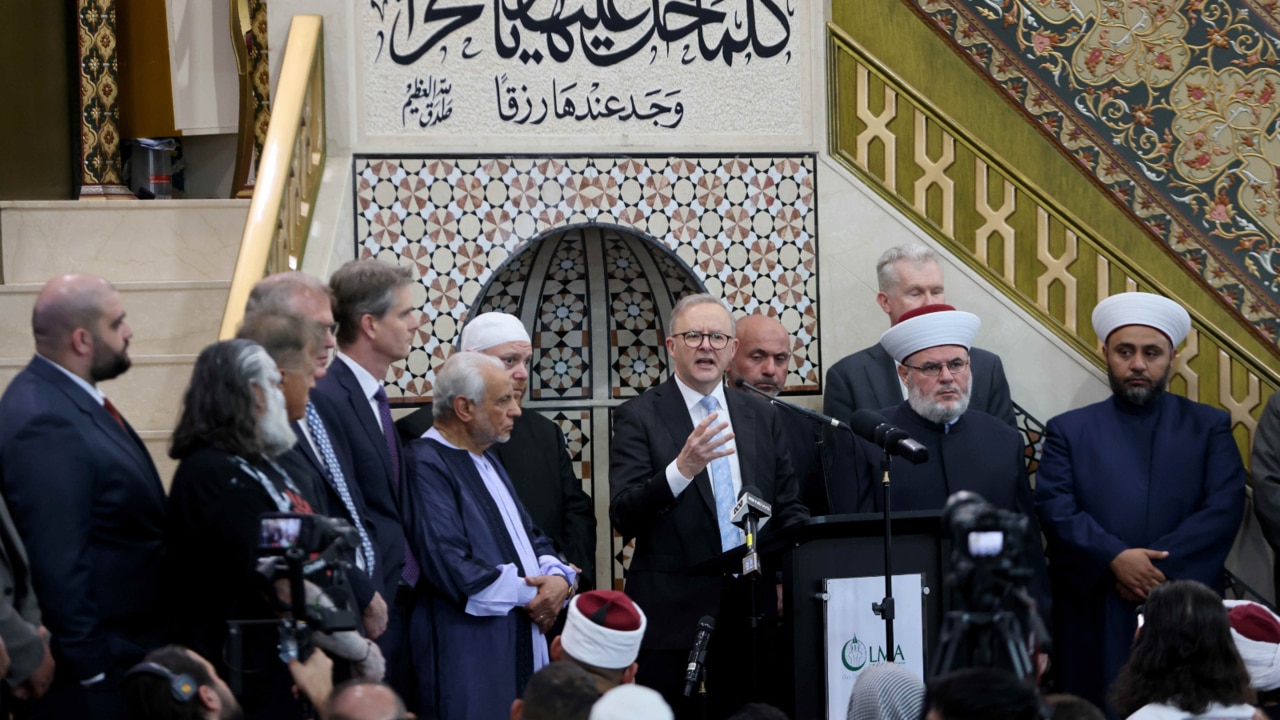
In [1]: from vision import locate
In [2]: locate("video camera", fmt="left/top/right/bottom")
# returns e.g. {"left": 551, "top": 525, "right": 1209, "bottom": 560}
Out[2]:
{"left": 931, "top": 491, "right": 1050, "bottom": 683}
{"left": 249, "top": 513, "right": 361, "bottom": 664}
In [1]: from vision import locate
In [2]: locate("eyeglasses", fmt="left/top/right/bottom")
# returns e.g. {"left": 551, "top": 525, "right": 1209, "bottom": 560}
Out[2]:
{"left": 901, "top": 358, "right": 970, "bottom": 377}
{"left": 673, "top": 331, "right": 733, "bottom": 350}
{"left": 323, "top": 322, "right": 339, "bottom": 336}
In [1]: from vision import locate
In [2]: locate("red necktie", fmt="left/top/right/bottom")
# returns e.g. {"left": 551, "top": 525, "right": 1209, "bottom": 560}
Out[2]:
{"left": 103, "top": 398, "right": 127, "bottom": 431}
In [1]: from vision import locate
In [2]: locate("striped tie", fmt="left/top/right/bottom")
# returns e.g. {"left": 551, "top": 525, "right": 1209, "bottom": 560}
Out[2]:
{"left": 305, "top": 403, "right": 376, "bottom": 578}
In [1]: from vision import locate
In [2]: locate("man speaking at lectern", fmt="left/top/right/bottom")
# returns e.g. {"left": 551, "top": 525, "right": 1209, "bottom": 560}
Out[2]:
{"left": 609, "top": 293, "right": 808, "bottom": 719}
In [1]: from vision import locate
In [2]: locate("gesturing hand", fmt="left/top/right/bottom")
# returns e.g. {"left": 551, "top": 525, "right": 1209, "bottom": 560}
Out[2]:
{"left": 675, "top": 411, "right": 735, "bottom": 479}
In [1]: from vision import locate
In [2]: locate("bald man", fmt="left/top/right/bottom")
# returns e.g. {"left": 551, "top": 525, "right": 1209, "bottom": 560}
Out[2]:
{"left": 0, "top": 274, "right": 167, "bottom": 720}
{"left": 325, "top": 679, "right": 409, "bottom": 720}
{"left": 726, "top": 314, "right": 829, "bottom": 514}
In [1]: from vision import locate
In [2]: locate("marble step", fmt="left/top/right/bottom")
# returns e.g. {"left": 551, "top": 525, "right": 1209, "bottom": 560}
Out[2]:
{"left": 0, "top": 281, "right": 230, "bottom": 358}
{"left": 0, "top": 199, "right": 247, "bottom": 284}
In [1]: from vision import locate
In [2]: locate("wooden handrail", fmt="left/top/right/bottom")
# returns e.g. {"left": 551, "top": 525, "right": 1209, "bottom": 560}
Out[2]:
{"left": 219, "top": 14, "right": 325, "bottom": 339}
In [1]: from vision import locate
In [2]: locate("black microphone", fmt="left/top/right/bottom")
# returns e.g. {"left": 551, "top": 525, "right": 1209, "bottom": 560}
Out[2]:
{"left": 849, "top": 409, "right": 929, "bottom": 464}
{"left": 683, "top": 615, "right": 716, "bottom": 697}
{"left": 731, "top": 486, "right": 772, "bottom": 577}
{"left": 733, "top": 378, "right": 851, "bottom": 431}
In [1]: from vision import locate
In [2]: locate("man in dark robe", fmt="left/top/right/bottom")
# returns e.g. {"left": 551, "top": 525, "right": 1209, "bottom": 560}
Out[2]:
{"left": 404, "top": 351, "right": 576, "bottom": 719}
{"left": 1035, "top": 292, "right": 1245, "bottom": 717}
{"left": 726, "top": 313, "right": 831, "bottom": 514}
{"left": 828, "top": 304, "right": 1050, "bottom": 616}
{"left": 396, "top": 312, "right": 596, "bottom": 592}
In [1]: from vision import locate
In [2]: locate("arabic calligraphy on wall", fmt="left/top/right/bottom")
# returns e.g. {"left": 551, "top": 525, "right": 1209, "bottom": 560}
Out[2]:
{"left": 363, "top": 1, "right": 805, "bottom": 137}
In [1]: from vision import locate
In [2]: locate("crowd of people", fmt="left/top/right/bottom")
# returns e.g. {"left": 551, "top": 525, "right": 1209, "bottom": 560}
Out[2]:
{"left": 0, "top": 240, "right": 1272, "bottom": 720}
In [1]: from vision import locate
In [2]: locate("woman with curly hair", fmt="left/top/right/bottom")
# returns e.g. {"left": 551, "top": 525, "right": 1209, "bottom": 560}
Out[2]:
{"left": 1111, "top": 579, "right": 1261, "bottom": 719}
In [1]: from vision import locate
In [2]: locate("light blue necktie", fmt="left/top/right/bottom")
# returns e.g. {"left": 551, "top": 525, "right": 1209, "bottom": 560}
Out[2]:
{"left": 699, "top": 395, "right": 743, "bottom": 552}
{"left": 305, "top": 403, "right": 377, "bottom": 578}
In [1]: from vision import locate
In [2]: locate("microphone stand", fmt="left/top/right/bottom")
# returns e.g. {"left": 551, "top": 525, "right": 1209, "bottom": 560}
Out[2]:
{"left": 871, "top": 448, "right": 896, "bottom": 661}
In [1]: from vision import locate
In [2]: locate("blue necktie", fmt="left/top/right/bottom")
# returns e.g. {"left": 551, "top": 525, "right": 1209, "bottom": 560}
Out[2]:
{"left": 305, "top": 403, "right": 376, "bottom": 578}
{"left": 699, "top": 395, "right": 743, "bottom": 552}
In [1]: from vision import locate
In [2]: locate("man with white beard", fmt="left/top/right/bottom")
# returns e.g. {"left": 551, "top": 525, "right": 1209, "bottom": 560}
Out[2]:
{"left": 826, "top": 305, "right": 1050, "bottom": 610}
{"left": 164, "top": 339, "right": 324, "bottom": 720}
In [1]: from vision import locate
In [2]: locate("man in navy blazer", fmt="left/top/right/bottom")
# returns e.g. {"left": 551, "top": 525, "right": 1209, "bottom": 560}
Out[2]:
{"left": 245, "top": 272, "right": 388, "bottom": 642}
{"left": 311, "top": 260, "right": 421, "bottom": 707}
{"left": 0, "top": 274, "right": 167, "bottom": 720}
{"left": 610, "top": 294, "right": 809, "bottom": 719}
{"left": 823, "top": 244, "right": 1016, "bottom": 427}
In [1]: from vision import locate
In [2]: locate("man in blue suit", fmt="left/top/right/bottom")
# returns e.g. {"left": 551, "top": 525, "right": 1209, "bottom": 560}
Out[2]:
{"left": 311, "top": 260, "right": 421, "bottom": 707}
{"left": 1035, "top": 292, "right": 1246, "bottom": 717}
{"left": 0, "top": 274, "right": 167, "bottom": 720}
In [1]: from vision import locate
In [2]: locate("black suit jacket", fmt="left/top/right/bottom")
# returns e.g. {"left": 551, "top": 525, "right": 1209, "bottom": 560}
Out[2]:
{"left": 312, "top": 358, "right": 411, "bottom": 601}
{"left": 0, "top": 356, "right": 166, "bottom": 681}
{"left": 823, "top": 344, "right": 1016, "bottom": 427}
{"left": 277, "top": 418, "right": 378, "bottom": 609}
{"left": 397, "top": 405, "right": 597, "bottom": 589}
{"left": 609, "top": 378, "right": 809, "bottom": 650}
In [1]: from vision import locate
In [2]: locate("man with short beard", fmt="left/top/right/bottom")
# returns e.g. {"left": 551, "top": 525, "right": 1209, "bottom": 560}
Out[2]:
{"left": 826, "top": 305, "right": 1050, "bottom": 611}
{"left": 1034, "top": 292, "right": 1246, "bottom": 715}
{"left": 0, "top": 274, "right": 166, "bottom": 720}
{"left": 403, "top": 351, "right": 577, "bottom": 719}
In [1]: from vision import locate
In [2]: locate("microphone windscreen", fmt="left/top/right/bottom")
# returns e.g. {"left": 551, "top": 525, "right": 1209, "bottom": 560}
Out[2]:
{"left": 733, "top": 377, "right": 746, "bottom": 388}
{"left": 740, "top": 485, "right": 763, "bottom": 499}
{"left": 697, "top": 615, "right": 716, "bottom": 631}
{"left": 849, "top": 409, "right": 888, "bottom": 439}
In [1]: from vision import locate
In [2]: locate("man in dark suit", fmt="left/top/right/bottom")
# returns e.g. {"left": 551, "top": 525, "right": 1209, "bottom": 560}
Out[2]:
{"left": 0, "top": 274, "right": 167, "bottom": 720}
{"left": 725, "top": 313, "right": 830, "bottom": 515}
{"left": 824, "top": 244, "right": 1015, "bottom": 427}
{"left": 610, "top": 294, "right": 809, "bottom": 719}
{"left": 395, "top": 312, "right": 596, "bottom": 593}
{"left": 244, "top": 272, "right": 388, "bottom": 643}
{"left": 311, "top": 260, "right": 421, "bottom": 706}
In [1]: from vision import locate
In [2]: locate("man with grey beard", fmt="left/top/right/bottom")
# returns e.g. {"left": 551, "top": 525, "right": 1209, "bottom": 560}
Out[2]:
{"left": 1034, "top": 292, "right": 1245, "bottom": 715}
{"left": 827, "top": 304, "right": 1050, "bottom": 609}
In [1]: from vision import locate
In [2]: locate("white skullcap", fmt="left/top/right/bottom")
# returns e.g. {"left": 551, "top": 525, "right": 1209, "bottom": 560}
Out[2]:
{"left": 459, "top": 312, "right": 530, "bottom": 351}
{"left": 878, "top": 304, "right": 980, "bottom": 363}
{"left": 1225, "top": 600, "right": 1280, "bottom": 691}
{"left": 589, "top": 684, "right": 673, "bottom": 720}
{"left": 561, "top": 590, "right": 647, "bottom": 670}
{"left": 1091, "top": 292, "right": 1190, "bottom": 347}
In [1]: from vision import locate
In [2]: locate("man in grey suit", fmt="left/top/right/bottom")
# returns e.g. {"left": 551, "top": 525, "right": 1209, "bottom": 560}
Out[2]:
{"left": 823, "top": 244, "right": 1016, "bottom": 427}
{"left": 0, "top": 497, "right": 54, "bottom": 705}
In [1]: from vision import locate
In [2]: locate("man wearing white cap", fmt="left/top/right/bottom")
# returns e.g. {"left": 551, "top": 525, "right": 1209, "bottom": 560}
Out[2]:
{"left": 396, "top": 312, "right": 597, "bottom": 592}
{"left": 551, "top": 590, "right": 646, "bottom": 693}
{"left": 1034, "top": 292, "right": 1246, "bottom": 714}
{"left": 828, "top": 305, "right": 1050, "bottom": 609}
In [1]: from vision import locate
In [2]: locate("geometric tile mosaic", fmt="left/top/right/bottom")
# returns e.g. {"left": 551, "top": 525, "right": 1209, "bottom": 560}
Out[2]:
{"left": 353, "top": 155, "right": 821, "bottom": 402}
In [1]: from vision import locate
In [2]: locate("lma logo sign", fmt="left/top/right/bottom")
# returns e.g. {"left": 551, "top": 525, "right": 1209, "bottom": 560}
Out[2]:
{"left": 841, "top": 635, "right": 905, "bottom": 671}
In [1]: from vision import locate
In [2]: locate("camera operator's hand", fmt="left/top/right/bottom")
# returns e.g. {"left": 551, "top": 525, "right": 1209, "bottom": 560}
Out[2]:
{"left": 363, "top": 592, "right": 388, "bottom": 640}
{"left": 13, "top": 626, "right": 54, "bottom": 701}
{"left": 288, "top": 648, "right": 333, "bottom": 713}
{"left": 525, "top": 574, "right": 571, "bottom": 634}
{"left": 1110, "top": 548, "right": 1168, "bottom": 600}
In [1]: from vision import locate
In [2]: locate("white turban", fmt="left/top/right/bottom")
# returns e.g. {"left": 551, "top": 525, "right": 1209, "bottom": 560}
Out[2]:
{"left": 589, "top": 685, "right": 673, "bottom": 720}
{"left": 459, "top": 312, "right": 530, "bottom": 351}
{"left": 1091, "top": 292, "right": 1190, "bottom": 347}
{"left": 561, "top": 590, "right": 647, "bottom": 670}
{"left": 878, "top": 304, "right": 980, "bottom": 363}
{"left": 1225, "top": 599, "right": 1280, "bottom": 691}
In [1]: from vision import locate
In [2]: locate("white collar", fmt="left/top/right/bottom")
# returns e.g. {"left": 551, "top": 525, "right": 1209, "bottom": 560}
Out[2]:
{"left": 673, "top": 374, "right": 729, "bottom": 414}
{"left": 334, "top": 350, "right": 383, "bottom": 401}
{"left": 36, "top": 354, "right": 104, "bottom": 405}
